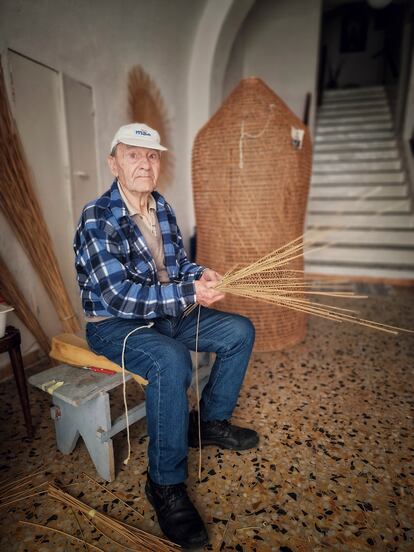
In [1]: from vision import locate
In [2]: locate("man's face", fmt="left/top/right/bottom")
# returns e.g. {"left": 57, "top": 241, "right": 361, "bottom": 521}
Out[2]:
{"left": 107, "top": 144, "right": 161, "bottom": 193}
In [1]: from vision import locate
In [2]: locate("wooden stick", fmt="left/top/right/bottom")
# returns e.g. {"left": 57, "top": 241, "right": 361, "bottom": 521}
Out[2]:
{"left": 80, "top": 511, "right": 138, "bottom": 552}
{"left": 81, "top": 472, "right": 143, "bottom": 518}
{"left": 47, "top": 483, "right": 180, "bottom": 551}
{"left": 71, "top": 508, "right": 88, "bottom": 552}
{"left": 19, "top": 521, "right": 105, "bottom": 552}
{"left": 0, "top": 490, "right": 48, "bottom": 509}
{"left": 0, "top": 480, "right": 51, "bottom": 502}
{"left": 0, "top": 467, "right": 46, "bottom": 494}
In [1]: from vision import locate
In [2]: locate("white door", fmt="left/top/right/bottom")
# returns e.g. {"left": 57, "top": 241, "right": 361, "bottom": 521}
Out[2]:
{"left": 8, "top": 51, "right": 81, "bottom": 324}
{"left": 63, "top": 74, "right": 99, "bottom": 227}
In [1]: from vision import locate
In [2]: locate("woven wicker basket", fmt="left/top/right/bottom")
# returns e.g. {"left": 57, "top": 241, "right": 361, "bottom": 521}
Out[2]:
{"left": 192, "top": 77, "right": 312, "bottom": 351}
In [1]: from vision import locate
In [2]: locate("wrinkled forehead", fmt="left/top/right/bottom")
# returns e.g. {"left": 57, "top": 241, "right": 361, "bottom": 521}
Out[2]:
{"left": 119, "top": 144, "right": 160, "bottom": 155}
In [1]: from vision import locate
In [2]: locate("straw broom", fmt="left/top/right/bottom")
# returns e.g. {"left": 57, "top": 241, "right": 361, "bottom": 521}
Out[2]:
{"left": 0, "top": 253, "right": 50, "bottom": 355}
{"left": 47, "top": 483, "right": 180, "bottom": 551}
{"left": 1, "top": 471, "right": 180, "bottom": 551}
{"left": 0, "top": 60, "right": 79, "bottom": 334}
{"left": 213, "top": 231, "right": 413, "bottom": 335}
{"left": 212, "top": 181, "right": 412, "bottom": 335}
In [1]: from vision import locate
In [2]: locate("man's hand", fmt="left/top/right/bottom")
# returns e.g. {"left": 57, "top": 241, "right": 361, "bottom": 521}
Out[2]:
{"left": 195, "top": 268, "right": 224, "bottom": 307}
{"left": 194, "top": 280, "right": 225, "bottom": 307}
{"left": 200, "top": 268, "right": 222, "bottom": 283}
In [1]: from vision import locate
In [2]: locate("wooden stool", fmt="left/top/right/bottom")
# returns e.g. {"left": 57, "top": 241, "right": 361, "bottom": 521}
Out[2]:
{"left": 29, "top": 333, "right": 211, "bottom": 481}
{"left": 0, "top": 325, "right": 33, "bottom": 438}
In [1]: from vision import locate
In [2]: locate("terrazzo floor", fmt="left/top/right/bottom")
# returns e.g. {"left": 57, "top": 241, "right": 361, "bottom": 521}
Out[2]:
{"left": 0, "top": 284, "right": 413, "bottom": 552}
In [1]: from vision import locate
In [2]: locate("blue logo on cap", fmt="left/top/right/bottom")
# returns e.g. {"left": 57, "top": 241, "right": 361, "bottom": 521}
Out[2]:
{"left": 135, "top": 130, "right": 151, "bottom": 137}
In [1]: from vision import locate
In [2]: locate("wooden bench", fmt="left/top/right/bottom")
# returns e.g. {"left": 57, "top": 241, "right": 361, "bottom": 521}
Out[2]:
{"left": 29, "top": 333, "right": 211, "bottom": 481}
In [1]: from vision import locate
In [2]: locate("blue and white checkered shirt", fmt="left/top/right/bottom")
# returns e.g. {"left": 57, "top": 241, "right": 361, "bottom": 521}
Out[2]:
{"left": 74, "top": 181, "right": 204, "bottom": 320}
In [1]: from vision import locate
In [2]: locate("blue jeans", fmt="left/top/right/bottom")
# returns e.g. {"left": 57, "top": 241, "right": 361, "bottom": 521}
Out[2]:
{"left": 86, "top": 307, "right": 255, "bottom": 485}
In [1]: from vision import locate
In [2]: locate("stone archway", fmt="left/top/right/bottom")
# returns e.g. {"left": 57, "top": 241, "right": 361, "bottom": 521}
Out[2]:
{"left": 186, "top": 0, "right": 255, "bottom": 230}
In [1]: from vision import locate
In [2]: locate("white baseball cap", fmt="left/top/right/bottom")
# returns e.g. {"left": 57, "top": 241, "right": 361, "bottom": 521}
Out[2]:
{"left": 110, "top": 123, "right": 168, "bottom": 153}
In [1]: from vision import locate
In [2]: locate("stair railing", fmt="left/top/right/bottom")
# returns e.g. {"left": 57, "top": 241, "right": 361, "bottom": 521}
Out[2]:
{"left": 302, "top": 92, "right": 312, "bottom": 126}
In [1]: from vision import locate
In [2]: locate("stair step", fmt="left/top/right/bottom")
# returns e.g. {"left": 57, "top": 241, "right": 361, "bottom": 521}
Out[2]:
{"left": 305, "top": 263, "right": 414, "bottom": 280}
{"left": 315, "top": 131, "right": 395, "bottom": 142}
{"left": 312, "top": 172, "right": 405, "bottom": 184}
{"left": 306, "top": 213, "right": 414, "bottom": 229}
{"left": 308, "top": 198, "right": 411, "bottom": 213}
{"left": 323, "top": 91, "right": 386, "bottom": 103}
{"left": 323, "top": 86, "right": 385, "bottom": 98}
{"left": 320, "top": 100, "right": 388, "bottom": 113}
{"left": 323, "top": 97, "right": 387, "bottom": 109}
{"left": 304, "top": 246, "right": 414, "bottom": 267}
{"left": 318, "top": 107, "right": 390, "bottom": 119}
{"left": 310, "top": 90, "right": 414, "bottom": 281}
{"left": 317, "top": 122, "right": 393, "bottom": 133}
{"left": 314, "top": 140, "right": 397, "bottom": 152}
{"left": 304, "top": 228, "right": 414, "bottom": 247}
{"left": 314, "top": 150, "right": 399, "bottom": 161}
{"left": 309, "top": 184, "right": 408, "bottom": 199}
{"left": 318, "top": 114, "right": 391, "bottom": 125}
{"left": 313, "top": 160, "right": 402, "bottom": 172}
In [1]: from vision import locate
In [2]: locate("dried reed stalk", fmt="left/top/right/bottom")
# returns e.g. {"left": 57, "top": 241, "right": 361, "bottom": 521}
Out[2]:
{"left": 215, "top": 231, "right": 413, "bottom": 336}
{"left": 0, "top": 253, "right": 50, "bottom": 354}
{"left": 47, "top": 484, "right": 180, "bottom": 551}
{"left": 128, "top": 65, "right": 173, "bottom": 191}
{"left": 80, "top": 510, "right": 144, "bottom": 552}
{"left": 20, "top": 520, "right": 105, "bottom": 552}
{"left": 0, "top": 467, "right": 49, "bottom": 509}
{"left": 70, "top": 507, "right": 88, "bottom": 552}
{"left": 81, "top": 472, "right": 143, "bottom": 518}
{"left": 0, "top": 61, "right": 79, "bottom": 333}
{"left": 0, "top": 466, "right": 45, "bottom": 493}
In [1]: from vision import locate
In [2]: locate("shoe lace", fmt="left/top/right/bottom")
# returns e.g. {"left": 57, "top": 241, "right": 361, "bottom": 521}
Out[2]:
{"left": 211, "top": 419, "right": 232, "bottom": 435}
{"left": 162, "top": 482, "right": 187, "bottom": 502}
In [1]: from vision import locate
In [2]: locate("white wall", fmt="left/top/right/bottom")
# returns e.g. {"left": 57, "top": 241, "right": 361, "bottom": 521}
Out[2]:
{"left": 0, "top": 0, "right": 206, "bottom": 368}
{"left": 223, "top": 0, "right": 322, "bottom": 134}
{"left": 186, "top": 0, "right": 254, "bottom": 234}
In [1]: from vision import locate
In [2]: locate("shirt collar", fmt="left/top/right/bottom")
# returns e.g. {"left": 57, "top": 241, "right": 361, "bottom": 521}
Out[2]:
{"left": 117, "top": 180, "right": 156, "bottom": 216}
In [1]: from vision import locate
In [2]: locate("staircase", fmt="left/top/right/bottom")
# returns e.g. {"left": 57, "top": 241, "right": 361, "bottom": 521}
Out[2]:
{"left": 306, "top": 85, "right": 414, "bottom": 281}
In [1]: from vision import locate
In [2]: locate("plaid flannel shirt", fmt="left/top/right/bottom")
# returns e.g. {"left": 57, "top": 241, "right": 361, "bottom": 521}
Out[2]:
{"left": 74, "top": 181, "right": 204, "bottom": 319}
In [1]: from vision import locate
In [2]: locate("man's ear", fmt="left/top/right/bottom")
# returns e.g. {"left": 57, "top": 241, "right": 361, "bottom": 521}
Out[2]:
{"left": 107, "top": 155, "right": 118, "bottom": 177}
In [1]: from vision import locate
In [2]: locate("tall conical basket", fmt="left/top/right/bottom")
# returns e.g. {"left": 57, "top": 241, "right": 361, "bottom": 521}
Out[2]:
{"left": 192, "top": 77, "right": 312, "bottom": 351}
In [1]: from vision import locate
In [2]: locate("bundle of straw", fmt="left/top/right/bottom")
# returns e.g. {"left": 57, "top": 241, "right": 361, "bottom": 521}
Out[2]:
{"left": 46, "top": 483, "right": 180, "bottom": 551}
{"left": 214, "top": 230, "right": 412, "bottom": 335}
{"left": 0, "top": 253, "right": 50, "bottom": 355}
{"left": 0, "top": 60, "right": 79, "bottom": 334}
{"left": 0, "top": 467, "right": 50, "bottom": 510}
{"left": 2, "top": 468, "right": 180, "bottom": 551}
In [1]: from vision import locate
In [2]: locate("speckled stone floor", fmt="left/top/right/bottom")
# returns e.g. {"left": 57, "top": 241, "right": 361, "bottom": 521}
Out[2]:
{"left": 0, "top": 285, "right": 413, "bottom": 552}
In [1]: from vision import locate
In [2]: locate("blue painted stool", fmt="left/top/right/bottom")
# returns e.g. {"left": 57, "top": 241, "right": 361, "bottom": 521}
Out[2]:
{"left": 29, "top": 333, "right": 211, "bottom": 481}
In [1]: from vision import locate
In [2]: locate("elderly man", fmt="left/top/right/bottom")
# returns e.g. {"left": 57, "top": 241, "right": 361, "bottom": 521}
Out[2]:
{"left": 74, "top": 123, "right": 258, "bottom": 549}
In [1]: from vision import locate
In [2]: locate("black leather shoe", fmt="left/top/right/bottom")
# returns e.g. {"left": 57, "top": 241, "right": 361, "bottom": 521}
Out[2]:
{"left": 188, "top": 410, "right": 259, "bottom": 451}
{"left": 145, "top": 474, "right": 209, "bottom": 550}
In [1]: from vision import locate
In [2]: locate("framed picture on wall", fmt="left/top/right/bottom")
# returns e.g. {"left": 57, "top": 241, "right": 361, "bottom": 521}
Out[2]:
{"left": 340, "top": 10, "right": 368, "bottom": 53}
